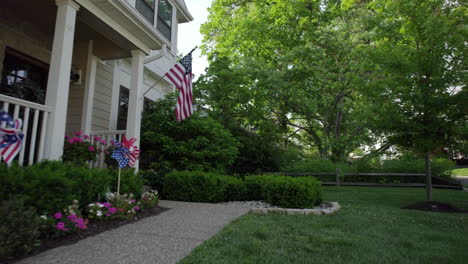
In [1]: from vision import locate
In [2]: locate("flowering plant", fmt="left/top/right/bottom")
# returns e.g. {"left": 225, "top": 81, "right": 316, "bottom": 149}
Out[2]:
{"left": 40, "top": 200, "right": 88, "bottom": 237}
{"left": 88, "top": 193, "right": 140, "bottom": 220}
{"left": 62, "top": 131, "right": 108, "bottom": 166}
{"left": 140, "top": 190, "right": 159, "bottom": 210}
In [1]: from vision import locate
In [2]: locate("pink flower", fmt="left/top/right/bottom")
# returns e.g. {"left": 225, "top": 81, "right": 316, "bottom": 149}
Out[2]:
{"left": 53, "top": 212, "right": 62, "bottom": 219}
{"left": 55, "top": 222, "right": 68, "bottom": 231}
{"left": 65, "top": 135, "right": 70, "bottom": 139}
{"left": 68, "top": 139, "right": 75, "bottom": 144}
{"left": 103, "top": 202, "right": 112, "bottom": 208}
{"left": 67, "top": 214, "right": 77, "bottom": 221}
{"left": 75, "top": 223, "right": 87, "bottom": 229}
{"left": 118, "top": 208, "right": 125, "bottom": 212}
{"left": 130, "top": 199, "right": 136, "bottom": 204}
{"left": 88, "top": 146, "right": 95, "bottom": 151}
{"left": 93, "top": 136, "right": 101, "bottom": 141}
{"left": 108, "top": 207, "right": 117, "bottom": 214}
{"left": 74, "top": 131, "right": 82, "bottom": 136}
{"left": 101, "top": 140, "right": 107, "bottom": 145}
{"left": 73, "top": 137, "right": 83, "bottom": 143}
{"left": 83, "top": 135, "right": 90, "bottom": 139}
{"left": 105, "top": 213, "right": 111, "bottom": 217}
{"left": 133, "top": 206, "right": 140, "bottom": 211}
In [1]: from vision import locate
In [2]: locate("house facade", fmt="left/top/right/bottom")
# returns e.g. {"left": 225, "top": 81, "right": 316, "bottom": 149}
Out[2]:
{"left": 0, "top": 0, "right": 193, "bottom": 167}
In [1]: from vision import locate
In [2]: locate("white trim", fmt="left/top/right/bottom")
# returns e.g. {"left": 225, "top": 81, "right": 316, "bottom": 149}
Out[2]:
{"left": 44, "top": 0, "right": 79, "bottom": 160}
{"left": 109, "top": 60, "right": 121, "bottom": 130}
{"left": 144, "top": 44, "right": 167, "bottom": 63}
{"left": 81, "top": 40, "right": 97, "bottom": 134}
{"left": 75, "top": 0, "right": 153, "bottom": 54}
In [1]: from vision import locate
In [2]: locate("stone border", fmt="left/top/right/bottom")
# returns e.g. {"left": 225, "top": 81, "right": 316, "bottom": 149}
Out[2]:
{"left": 250, "top": 202, "right": 340, "bottom": 215}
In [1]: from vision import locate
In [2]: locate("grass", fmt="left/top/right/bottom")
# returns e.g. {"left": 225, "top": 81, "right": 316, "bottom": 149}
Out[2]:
{"left": 453, "top": 168, "right": 468, "bottom": 176}
{"left": 179, "top": 187, "right": 468, "bottom": 264}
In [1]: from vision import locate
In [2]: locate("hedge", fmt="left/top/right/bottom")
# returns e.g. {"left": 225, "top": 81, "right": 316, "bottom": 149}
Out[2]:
{"left": 161, "top": 171, "right": 323, "bottom": 208}
{"left": 0, "top": 162, "right": 143, "bottom": 214}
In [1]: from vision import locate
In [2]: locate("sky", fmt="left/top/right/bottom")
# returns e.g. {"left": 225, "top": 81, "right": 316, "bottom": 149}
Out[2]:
{"left": 177, "top": 0, "right": 213, "bottom": 79}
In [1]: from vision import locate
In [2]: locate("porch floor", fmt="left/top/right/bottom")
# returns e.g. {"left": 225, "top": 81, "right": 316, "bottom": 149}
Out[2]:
{"left": 16, "top": 201, "right": 250, "bottom": 264}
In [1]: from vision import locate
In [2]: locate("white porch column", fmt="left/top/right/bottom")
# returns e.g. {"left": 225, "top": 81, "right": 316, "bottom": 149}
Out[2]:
{"left": 126, "top": 50, "right": 145, "bottom": 169}
{"left": 81, "top": 40, "right": 97, "bottom": 134}
{"left": 44, "top": 0, "right": 79, "bottom": 160}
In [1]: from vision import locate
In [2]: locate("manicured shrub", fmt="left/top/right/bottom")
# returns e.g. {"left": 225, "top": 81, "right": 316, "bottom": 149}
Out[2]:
{"left": 141, "top": 170, "right": 166, "bottom": 195}
{"left": 109, "top": 169, "right": 144, "bottom": 197}
{"left": 163, "top": 171, "right": 226, "bottom": 202}
{"left": 246, "top": 175, "right": 322, "bottom": 208}
{"left": 0, "top": 198, "right": 41, "bottom": 260}
{"left": 222, "top": 176, "right": 247, "bottom": 201}
{"left": 65, "top": 166, "right": 112, "bottom": 208}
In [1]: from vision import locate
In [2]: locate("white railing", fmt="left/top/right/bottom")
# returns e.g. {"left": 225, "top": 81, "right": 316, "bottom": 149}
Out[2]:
{"left": 89, "top": 130, "right": 126, "bottom": 168}
{"left": 0, "top": 94, "right": 52, "bottom": 165}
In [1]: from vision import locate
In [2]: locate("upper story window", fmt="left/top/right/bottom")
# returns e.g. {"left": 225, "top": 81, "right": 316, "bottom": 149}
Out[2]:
{"left": 136, "top": 0, "right": 155, "bottom": 25}
{"left": 157, "top": 0, "right": 173, "bottom": 41}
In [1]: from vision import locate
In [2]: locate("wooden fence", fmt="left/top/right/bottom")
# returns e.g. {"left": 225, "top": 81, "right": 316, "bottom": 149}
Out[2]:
{"left": 262, "top": 172, "right": 463, "bottom": 190}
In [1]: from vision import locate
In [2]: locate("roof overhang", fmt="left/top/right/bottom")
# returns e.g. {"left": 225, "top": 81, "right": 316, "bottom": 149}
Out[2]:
{"left": 76, "top": 0, "right": 173, "bottom": 55}
{"left": 174, "top": 0, "right": 193, "bottom": 23}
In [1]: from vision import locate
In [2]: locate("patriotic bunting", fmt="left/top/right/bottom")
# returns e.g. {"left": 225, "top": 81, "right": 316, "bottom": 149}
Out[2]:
{"left": 0, "top": 110, "right": 24, "bottom": 164}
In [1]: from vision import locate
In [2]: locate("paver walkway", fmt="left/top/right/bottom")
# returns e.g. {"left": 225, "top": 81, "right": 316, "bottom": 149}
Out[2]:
{"left": 17, "top": 201, "right": 250, "bottom": 264}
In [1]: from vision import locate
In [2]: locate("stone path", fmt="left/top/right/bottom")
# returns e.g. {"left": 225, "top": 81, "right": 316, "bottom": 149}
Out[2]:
{"left": 16, "top": 201, "right": 250, "bottom": 264}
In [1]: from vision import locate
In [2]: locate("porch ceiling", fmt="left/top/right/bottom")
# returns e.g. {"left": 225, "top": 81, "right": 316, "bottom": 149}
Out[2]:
{"left": 1, "top": 0, "right": 147, "bottom": 60}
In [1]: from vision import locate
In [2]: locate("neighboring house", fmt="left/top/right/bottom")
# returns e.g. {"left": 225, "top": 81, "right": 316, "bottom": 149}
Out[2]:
{"left": 0, "top": 0, "right": 193, "bottom": 168}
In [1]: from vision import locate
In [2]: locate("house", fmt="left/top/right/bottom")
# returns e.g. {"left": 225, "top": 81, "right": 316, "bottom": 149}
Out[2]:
{"left": 0, "top": 0, "right": 193, "bottom": 168}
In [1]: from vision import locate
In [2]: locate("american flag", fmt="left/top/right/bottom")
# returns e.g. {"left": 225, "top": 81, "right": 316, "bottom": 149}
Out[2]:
{"left": 164, "top": 51, "right": 194, "bottom": 122}
{"left": 0, "top": 110, "right": 24, "bottom": 164}
{"left": 110, "top": 137, "right": 140, "bottom": 168}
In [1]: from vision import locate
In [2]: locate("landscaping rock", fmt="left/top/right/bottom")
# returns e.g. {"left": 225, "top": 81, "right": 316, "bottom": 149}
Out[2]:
{"left": 268, "top": 208, "right": 286, "bottom": 214}
{"left": 286, "top": 209, "right": 304, "bottom": 215}
{"left": 321, "top": 208, "right": 334, "bottom": 215}
{"left": 251, "top": 208, "right": 268, "bottom": 214}
{"left": 304, "top": 209, "right": 322, "bottom": 215}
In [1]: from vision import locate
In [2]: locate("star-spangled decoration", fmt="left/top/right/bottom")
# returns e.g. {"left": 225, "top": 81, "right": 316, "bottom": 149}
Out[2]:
{"left": 0, "top": 110, "right": 24, "bottom": 163}
{"left": 110, "top": 136, "right": 140, "bottom": 168}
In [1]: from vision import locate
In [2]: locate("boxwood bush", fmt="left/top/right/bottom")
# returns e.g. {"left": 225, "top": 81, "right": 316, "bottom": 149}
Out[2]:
{"left": 162, "top": 171, "right": 323, "bottom": 208}
{"left": 246, "top": 175, "right": 322, "bottom": 208}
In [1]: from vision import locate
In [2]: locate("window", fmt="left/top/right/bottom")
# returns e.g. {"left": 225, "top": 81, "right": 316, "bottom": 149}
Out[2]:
{"left": 136, "top": 0, "right": 155, "bottom": 24}
{"left": 117, "top": 86, "right": 129, "bottom": 130}
{"left": 157, "top": 0, "right": 173, "bottom": 41}
{"left": 0, "top": 48, "right": 49, "bottom": 104}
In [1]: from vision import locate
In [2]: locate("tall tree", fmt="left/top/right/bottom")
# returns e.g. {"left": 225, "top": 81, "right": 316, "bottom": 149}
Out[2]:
{"left": 364, "top": 0, "right": 467, "bottom": 200}
{"left": 200, "top": 0, "right": 375, "bottom": 161}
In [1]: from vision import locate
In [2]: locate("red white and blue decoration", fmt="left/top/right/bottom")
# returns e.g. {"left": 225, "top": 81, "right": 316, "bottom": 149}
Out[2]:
{"left": 110, "top": 136, "right": 140, "bottom": 194}
{"left": 111, "top": 136, "right": 140, "bottom": 169}
{"left": 0, "top": 110, "right": 24, "bottom": 164}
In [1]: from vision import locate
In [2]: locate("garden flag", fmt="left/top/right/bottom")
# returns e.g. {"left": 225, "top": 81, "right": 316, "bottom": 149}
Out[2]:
{"left": 111, "top": 136, "right": 140, "bottom": 168}
{"left": 0, "top": 110, "right": 24, "bottom": 164}
{"left": 164, "top": 48, "right": 194, "bottom": 122}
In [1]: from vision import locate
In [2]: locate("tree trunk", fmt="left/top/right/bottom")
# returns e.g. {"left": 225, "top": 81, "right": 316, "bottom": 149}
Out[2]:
{"left": 425, "top": 151, "right": 432, "bottom": 201}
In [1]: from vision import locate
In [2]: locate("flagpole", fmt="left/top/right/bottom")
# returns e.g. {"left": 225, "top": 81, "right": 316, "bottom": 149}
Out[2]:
{"left": 117, "top": 167, "right": 121, "bottom": 194}
{"left": 143, "top": 46, "right": 198, "bottom": 97}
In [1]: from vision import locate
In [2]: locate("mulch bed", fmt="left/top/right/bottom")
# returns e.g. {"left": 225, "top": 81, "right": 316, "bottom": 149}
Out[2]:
{"left": 402, "top": 201, "right": 467, "bottom": 213}
{"left": 5, "top": 206, "right": 168, "bottom": 264}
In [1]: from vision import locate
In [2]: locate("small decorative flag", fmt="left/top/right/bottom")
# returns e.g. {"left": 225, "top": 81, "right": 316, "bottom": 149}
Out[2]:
{"left": 164, "top": 49, "right": 194, "bottom": 122}
{"left": 110, "top": 136, "right": 140, "bottom": 168}
{"left": 0, "top": 110, "right": 24, "bottom": 164}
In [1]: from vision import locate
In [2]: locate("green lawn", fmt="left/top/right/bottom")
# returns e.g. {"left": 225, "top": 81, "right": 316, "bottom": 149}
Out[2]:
{"left": 179, "top": 187, "right": 468, "bottom": 264}
{"left": 454, "top": 168, "right": 468, "bottom": 176}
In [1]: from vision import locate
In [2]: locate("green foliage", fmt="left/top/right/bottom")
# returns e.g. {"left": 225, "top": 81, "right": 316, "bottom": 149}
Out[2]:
{"left": 109, "top": 169, "right": 144, "bottom": 197}
{"left": 0, "top": 162, "right": 142, "bottom": 214}
{"left": 162, "top": 171, "right": 227, "bottom": 203}
{"left": 244, "top": 175, "right": 322, "bottom": 208}
{"left": 431, "top": 159, "right": 456, "bottom": 179}
{"left": 283, "top": 160, "right": 336, "bottom": 173}
{"left": 141, "top": 95, "right": 239, "bottom": 173}
{"left": 263, "top": 176, "right": 323, "bottom": 208}
{"left": 0, "top": 198, "right": 41, "bottom": 260}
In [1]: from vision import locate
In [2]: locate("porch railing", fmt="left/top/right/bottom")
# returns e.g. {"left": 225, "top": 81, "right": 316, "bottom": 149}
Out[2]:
{"left": 89, "top": 130, "right": 126, "bottom": 168}
{"left": 0, "top": 94, "right": 52, "bottom": 165}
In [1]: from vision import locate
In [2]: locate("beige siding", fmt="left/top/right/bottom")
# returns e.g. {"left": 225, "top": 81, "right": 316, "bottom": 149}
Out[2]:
{"left": 92, "top": 61, "right": 113, "bottom": 131}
